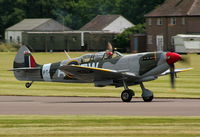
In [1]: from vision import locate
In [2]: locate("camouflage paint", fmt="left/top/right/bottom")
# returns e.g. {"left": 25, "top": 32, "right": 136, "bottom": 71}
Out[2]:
{"left": 13, "top": 46, "right": 170, "bottom": 86}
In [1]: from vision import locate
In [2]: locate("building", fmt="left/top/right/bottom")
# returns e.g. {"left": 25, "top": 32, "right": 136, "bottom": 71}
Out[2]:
{"left": 145, "top": 0, "right": 200, "bottom": 52}
{"left": 22, "top": 15, "right": 134, "bottom": 52}
{"left": 22, "top": 31, "right": 116, "bottom": 52}
{"left": 130, "top": 34, "right": 147, "bottom": 53}
{"left": 80, "top": 15, "right": 134, "bottom": 33}
{"left": 5, "top": 18, "right": 71, "bottom": 44}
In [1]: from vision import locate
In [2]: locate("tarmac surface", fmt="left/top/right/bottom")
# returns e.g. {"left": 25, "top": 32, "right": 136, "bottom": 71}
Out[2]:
{"left": 0, "top": 96, "right": 199, "bottom": 116}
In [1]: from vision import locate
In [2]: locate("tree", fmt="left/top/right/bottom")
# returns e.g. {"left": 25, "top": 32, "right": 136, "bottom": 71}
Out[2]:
{"left": 113, "top": 24, "right": 145, "bottom": 52}
{"left": 118, "top": 0, "right": 165, "bottom": 24}
{"left": 0, "top": 0, "right": 26, "bottom": 36}
{"left": 0, "top": 0, "right": 166, "bottom": 37}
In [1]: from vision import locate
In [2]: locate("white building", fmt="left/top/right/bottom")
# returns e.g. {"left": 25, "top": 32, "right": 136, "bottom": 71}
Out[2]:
{"left": 174, "top": 34, "right": 200, "bottom": 53}
{"left": 80, "top": 15, "right": 134, "bottom": 33}
{"left": 5, "top": 18, "right": 71, "bottom": 44}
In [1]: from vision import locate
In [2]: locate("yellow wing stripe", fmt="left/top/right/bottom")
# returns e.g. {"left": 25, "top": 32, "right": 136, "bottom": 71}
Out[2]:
{"left": 72, "top": 65, "right": 116, "bottom": 72}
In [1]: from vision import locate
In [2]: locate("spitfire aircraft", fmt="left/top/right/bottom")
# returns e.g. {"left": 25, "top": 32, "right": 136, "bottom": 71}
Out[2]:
{"left": 11, "top": 45, "right": 191, "bottom": 102}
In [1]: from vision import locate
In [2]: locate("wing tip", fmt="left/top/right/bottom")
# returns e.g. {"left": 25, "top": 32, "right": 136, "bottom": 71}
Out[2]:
{"left": 179, "top": 68, "right": 193, "bottom": 72}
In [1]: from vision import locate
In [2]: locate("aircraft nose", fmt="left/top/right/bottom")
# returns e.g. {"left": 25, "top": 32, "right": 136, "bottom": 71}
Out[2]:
{"left": 166, "top": 52, "right": 182, "bottom": 64}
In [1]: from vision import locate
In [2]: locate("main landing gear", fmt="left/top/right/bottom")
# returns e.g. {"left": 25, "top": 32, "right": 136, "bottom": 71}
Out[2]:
{"left": 25, "top": 81, "right": 34, "bottom": 88}
{"left": 121, "top": 80, "right": 135, "bottom": 102}
{"left": 120, "top": 81, "right": 154, "bottom": 102}
{"left": 140, "top": 83, "right": 154, "bottom": 102}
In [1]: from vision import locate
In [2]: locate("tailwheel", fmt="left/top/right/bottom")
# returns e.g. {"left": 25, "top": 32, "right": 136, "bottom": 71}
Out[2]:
{"left": 121, "top": 89, "right": 134, "bottom": 102}
{"left": 25, "top": 81, "right": 33, "bottom": 88}
{"left": 142, "top": 95, "right": 154, "bottom": 102}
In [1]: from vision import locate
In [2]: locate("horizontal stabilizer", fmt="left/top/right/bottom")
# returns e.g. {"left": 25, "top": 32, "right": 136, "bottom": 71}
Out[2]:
{"left": 9, "top": 67, "right": 41, "bottom": 71}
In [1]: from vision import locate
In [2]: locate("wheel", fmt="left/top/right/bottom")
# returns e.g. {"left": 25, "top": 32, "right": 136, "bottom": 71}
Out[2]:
{"left": 121, "top": 90, "right": 134, "bottom": 102}
{"left": 142, "top": 95, "right": 154, "bottom": 102}
{"left": 25, "top": 83, "right": 31, "bottom": 88}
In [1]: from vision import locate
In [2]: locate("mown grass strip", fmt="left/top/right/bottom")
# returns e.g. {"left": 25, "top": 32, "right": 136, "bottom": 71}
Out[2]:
{"left": 0, "top": 116, "right": 200, "bottom": 137}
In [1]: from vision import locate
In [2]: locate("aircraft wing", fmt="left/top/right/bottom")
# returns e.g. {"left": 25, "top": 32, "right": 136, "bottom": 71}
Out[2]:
{"left": 160, "top": 68, "right": 192, "bottom": 76}
{"left": 59, "top": 65, "right": 138, "bottom": 82}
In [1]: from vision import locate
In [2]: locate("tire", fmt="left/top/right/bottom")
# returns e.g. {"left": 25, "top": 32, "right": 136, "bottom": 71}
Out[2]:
{"left": 25, "top": 83, "right": 30, "bottom": 88}
{"left": 142, "top": 95, "right": 154, "bottom": 102}
{"left": 121, "top": 90, "right": 133, "bottom": 102}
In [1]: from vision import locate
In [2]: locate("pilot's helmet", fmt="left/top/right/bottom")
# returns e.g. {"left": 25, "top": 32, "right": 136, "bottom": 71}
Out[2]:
{"left": 108, "top": 51, "right": 113, "bottom": 56}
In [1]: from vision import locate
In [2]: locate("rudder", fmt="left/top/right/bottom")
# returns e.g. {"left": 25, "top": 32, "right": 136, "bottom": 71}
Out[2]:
{"left": 14, "top": 46, "right": 38, "bottom": 68}
{"left": 12, "top": 46, "right": 42, "bottom": 81}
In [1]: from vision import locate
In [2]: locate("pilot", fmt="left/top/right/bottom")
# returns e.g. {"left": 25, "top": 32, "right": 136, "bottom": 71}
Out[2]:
{"left": 106, "top": 50, "right": 113, "bottom": 59}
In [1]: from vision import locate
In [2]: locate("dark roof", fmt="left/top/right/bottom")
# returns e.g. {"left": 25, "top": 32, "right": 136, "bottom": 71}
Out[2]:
{"left": 6, "top": 18, "right": 71, "bottom": 31}
{"left": 80, "top": 15, "right": 121, "bottom": 31}
{"left": 145, "top": 0, "right": 200, "bottom": 17}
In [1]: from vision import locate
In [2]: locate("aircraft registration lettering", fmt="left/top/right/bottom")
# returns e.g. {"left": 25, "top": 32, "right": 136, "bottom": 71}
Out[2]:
{"left": 81, "top": 62, "right": 99, "bottom": 68}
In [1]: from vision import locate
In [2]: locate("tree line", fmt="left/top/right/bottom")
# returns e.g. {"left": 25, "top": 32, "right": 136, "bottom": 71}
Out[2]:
{"left": 0, "top": 0, "right": 165, "bottom": 37}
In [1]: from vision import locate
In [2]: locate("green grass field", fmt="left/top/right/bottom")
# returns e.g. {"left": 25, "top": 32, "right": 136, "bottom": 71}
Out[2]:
{"left": 0, "top": 115, "right": 199, "bottom": 137}
{"left": 0, "top": 52, "right": 200, "bottom": 98}
{"left": 0, "top": 52, "right": 200, "bottom": 137}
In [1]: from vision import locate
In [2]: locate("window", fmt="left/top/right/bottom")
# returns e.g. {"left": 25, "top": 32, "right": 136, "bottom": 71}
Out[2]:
{"left": 148, "top": 18, "right": 152, "bottom": 25}
{"left": 171, "top": 37, "right": 175, "bottom": 45}
{"left": 94, "top": 52, "right": 104, "bottom": 61}
{"left": 81, "top": 54, "right": 92, "bottom": 63}
{"left": 157, "top": 18, "right": 163, "bottom": 25}
{"left": 182, "top": 17, "right": 185, "bottom": 25}
{"left": 147, "top": 35, "right": 153, "bottom": 44}
{"left": 103, "top": 51, "right": 122, "bottom": 60}
{"left": 17, "top": 36, "right": 20, "bottom": 43}
{"left": 156, "top": 35, "right": 164, "bottom": 51}
{"left": 110, "top": 51, "right": 123, "bottom": 58}
{"left": 9, "top": 36, "right": 12, "bottom": 42}
{"left": 72, "top": 37, "right": 77, "bottom": 42}
{"left": 50, "top": 36, "right": 54, "bottom": 41}
{"left": 170, "top": 17, "right": 176, "bottom": 25}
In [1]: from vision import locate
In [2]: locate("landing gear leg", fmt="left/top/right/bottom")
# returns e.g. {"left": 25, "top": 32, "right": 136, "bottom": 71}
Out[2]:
{"left": 121, "top": 80, "right": 135, "bottom": 102}
{"left": 25, "top": 81, "right": 34, "bottom": 88}
{"left": 140, "top": 83, "right": 154, "bottom": 102}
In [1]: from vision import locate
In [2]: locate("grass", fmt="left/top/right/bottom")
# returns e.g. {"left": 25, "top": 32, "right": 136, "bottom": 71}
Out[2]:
{"left": 0, "top": 43, "right": 19, "bottom": 52}
{"left": 0, "top": 115, "right": 199, "bottom": 137}
{"left": 0, "top": 52, "right": 200, "bottom": 98}
{"left": 0, "top": 52, "right": 199, "bottom": 137}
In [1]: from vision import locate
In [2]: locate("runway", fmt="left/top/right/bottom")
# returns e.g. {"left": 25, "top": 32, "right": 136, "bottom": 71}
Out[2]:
{"left": 0, "top": 96, "right": 199, "bottom": 116}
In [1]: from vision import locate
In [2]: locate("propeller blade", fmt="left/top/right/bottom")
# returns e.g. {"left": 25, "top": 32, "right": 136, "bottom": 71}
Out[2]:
{"left": 169, "top": 64, "right": 175, "bottom": 89}
{"left": 107, "top": 42, "right": 113, "bottom": 51}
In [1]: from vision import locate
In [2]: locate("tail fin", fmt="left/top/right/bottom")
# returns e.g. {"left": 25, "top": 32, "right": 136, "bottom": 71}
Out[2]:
{"left": 14, "top": 46, "right": 39, "bottom": 68}
{"left": 12, "top": 46, "right": 42, "bottom": 81}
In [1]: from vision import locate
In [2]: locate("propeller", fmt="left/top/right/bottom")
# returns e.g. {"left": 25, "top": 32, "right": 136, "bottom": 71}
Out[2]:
{"left": 169, "top": 64, "right": 175, "bottom": 89}
{"left": 106, "top": 42, "right": 114, "bottom": 56}
{"left": 107, "top": 42, "right": 113, "bottom": 51}
{"left": 166, "top": 52, "right": 182, "bottom": 89}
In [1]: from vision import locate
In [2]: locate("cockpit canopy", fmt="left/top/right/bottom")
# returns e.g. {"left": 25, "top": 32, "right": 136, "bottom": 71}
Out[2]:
{"left": 80, "top": 51, "right": 123, "bottom": 63}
